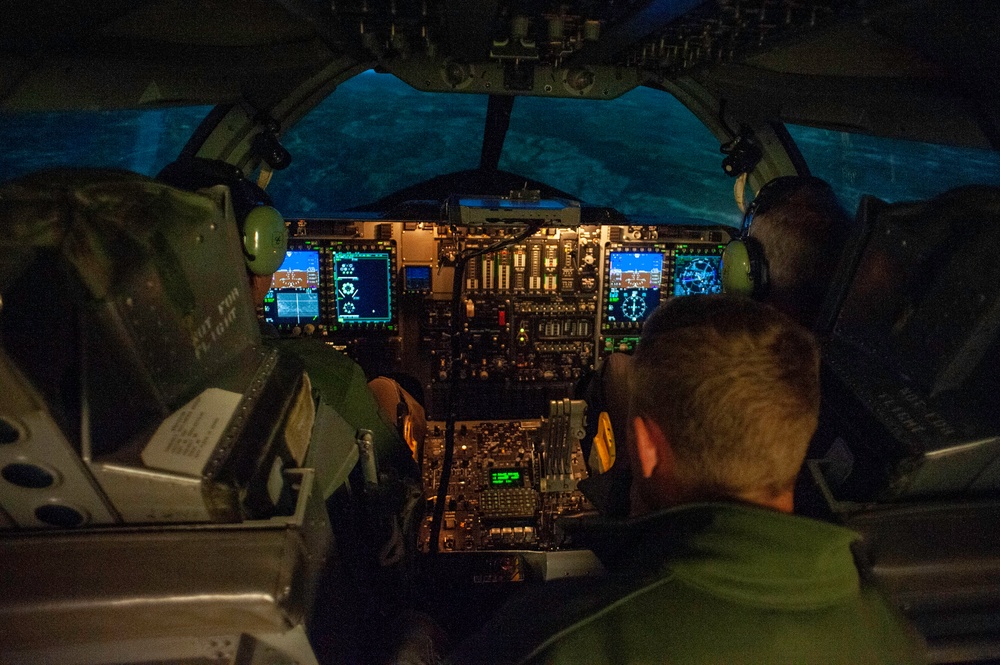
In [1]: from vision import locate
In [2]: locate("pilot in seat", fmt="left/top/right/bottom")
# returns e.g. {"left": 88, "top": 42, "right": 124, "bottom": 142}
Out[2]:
{"left": 451, "top": 295, "right": 926, "bottom": 664}
{"left": 720, "top": 175, "right": 853, "bottom": 330}
{"left": 157, "top": 157, "right": 424, "bottom": 480}
{"left": 579, "top": 175, "right": 854, "bottom": 517}
{"left": 156, "top": 157, "right": 427, "bottom": 661}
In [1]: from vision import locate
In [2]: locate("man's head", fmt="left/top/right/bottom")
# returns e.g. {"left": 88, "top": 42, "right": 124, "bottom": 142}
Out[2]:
{"left": 157, "top": 158, "right": 288, "bottom": 305}
{"left": 627, "top": 295, "right": 820, "bottom": 513}
{"left": 722, "top": 176, "right": 852, "bottom": 329}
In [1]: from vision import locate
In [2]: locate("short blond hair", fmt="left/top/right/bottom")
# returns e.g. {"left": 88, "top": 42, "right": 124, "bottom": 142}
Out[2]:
{"left": 629, "top": 295, "right": 820, "bottom": 498}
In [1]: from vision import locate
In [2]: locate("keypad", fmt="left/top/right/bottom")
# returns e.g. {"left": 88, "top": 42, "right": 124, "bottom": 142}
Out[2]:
{"left": 480, "top": 488, "right": 537, "bottom": 519}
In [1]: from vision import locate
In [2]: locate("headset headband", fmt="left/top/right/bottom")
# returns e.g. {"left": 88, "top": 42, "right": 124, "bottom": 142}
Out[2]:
{"left": 741, "top": 175, "right": 831, "bottom": 238}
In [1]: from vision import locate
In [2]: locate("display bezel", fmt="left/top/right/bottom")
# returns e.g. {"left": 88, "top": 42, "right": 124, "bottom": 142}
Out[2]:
{"left": 403, "top": 264, "right": 433, "bottom": 294}
{"left": 602, "top": 246, "right": 668, "bottom": 332}
{"left": 671, "top": 252, "right": 724, "bottom": 297}
{"left": 331, "top": 249, "right": 395, "bottom": 326}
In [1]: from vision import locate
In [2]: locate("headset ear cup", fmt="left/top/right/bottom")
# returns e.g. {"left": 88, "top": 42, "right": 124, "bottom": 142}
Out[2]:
{"left": 722, "top": 239, "right": 755, "bottom": 296}
{"left": 743, "top": 236, "right": 768, "bottom": 298}
{"left": 157, "top": 158, "right": 286, "bottom": 275}
{"left": 722, "top": 237, "right": 768, "bottom": 298}
{"left": 243, "top": 205, "right": 289, "bottom": 275}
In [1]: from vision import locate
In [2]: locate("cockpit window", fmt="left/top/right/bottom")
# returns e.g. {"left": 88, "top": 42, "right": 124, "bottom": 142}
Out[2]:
{"left": 0, "top": 107, "right": 212, "bottom": 183}
{"left": 499, "top": 87, "right": 740, "bottom": 225}
{"left": 787, "top": 124, "right": 1000, "bottom": 213}
{"left": 268, "top": 70, "right": 488, "bottom": 215}
{"left": 269, "top": 73, "right": 741, "bottom": 225}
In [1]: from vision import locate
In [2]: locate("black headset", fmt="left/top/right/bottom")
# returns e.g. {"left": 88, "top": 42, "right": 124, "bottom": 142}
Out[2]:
{"left": 157, "top": 158, "right": 288, "bottom": 275}
{"left": 721, "top": 176, "right": 831, "bottom": 298}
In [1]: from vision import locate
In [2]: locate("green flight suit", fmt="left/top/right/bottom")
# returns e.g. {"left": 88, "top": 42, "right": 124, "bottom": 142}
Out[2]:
{"left": 450, "top": 502, "right": 926, "bottom": 665}
{"left": 266, "top": 336, "right": 419, "bottom": 499}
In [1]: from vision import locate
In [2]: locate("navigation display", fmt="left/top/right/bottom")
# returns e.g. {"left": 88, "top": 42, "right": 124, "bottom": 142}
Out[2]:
{"left": 403, "top": 264, "right": 432, "bottom": 293}
{"left": 263, "top": 249, "right": 321, "bottom": 326}
{"left": 333, "top": 250, "right": 392, "bottom": 324}
{"left": 606, "top": 251, "right": 663, "bottom": 325}
{"left": 673, "top": 253, "right": 723, "bottom": 296}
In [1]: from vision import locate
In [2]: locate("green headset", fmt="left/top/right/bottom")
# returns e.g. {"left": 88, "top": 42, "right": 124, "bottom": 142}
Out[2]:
{"left": 721, "top": 175, "right": 830, "bottom": 298}
{"left": 157, "top": 158, "right": 288, "bottom": 275}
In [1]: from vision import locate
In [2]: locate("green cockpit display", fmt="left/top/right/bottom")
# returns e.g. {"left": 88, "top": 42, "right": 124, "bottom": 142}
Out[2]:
{"left": 489, "top": 469, "right": 522, "bottom": 487}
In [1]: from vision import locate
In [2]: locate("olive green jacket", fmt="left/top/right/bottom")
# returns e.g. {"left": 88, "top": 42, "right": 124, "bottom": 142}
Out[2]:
{"left": 451, "top": 503, "right": 926, "bottom": 665}
{"left": 264, "top": 336, "right": 419, "bottom": 498}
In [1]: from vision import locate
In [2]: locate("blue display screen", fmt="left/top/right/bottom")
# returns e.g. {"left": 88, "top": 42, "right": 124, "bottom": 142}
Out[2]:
{"left": 275, "top": 291, "right": 320, "bottom": 319}
{"left": 673, "top": 254, "right": 723, "bottom": 296}
{"left": 264, "top": 249, "right": 321, "bottom": 325}
{"left": 458, "top": 197, "right": 565, "bottom": 209}
{"left": 333, "top": 251, "right": 392, "bottom": 323}
{"left": 606, "top": 252, "right": 663, "bottom": 325}
{"left": 404, "top": 265, "right": 432, "bottom": 292}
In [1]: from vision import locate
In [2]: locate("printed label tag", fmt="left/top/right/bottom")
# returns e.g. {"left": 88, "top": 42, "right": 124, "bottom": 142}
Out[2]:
{"left": 141, "top": 388, "right": 242, "bottom": 476}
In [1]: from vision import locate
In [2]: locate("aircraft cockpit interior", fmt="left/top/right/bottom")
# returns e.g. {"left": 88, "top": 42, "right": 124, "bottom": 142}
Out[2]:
{"left": 2, "top": 1, "right": 1000, "bottom": 663}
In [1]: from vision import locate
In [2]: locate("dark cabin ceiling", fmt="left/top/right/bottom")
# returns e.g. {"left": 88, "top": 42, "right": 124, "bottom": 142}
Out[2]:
{"left": 1, "top": 0, "right": 998, "bottom": 147}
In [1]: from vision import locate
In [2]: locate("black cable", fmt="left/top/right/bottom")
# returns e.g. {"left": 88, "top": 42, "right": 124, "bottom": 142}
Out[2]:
{"left": 718, "top": 98, "right": 737, "bottom": 140}
{"left": 428, "top": 221, "right": 542, "bottom": 555}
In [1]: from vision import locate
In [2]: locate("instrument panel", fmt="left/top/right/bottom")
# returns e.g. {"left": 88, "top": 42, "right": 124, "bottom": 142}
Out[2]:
{"left": 418, "top": 418, "right": 592, "bottom": 553}
{"left": 601, "top": 241, "right": 726, "bottom": 353}
{"left": 270, "top": 218, "right": 731, "bottom": 419}
{"left": 263, "top": 239, "right": 398, "bottom": 335}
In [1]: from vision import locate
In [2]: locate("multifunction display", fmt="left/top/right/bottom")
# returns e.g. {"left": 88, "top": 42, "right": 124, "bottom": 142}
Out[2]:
{"left": 673, "top": 253, "right": 723, "bottom": 296}
{"left": 606, "top": 251, "right": 664, "bottom": 326}
{"left": 602, "top": 243, "right": 725, "bottom": 334}
{"left": 263, "top": 239, "right": 397, "bottom": 334}
{"left": 333, "top": 251, "right": 393, "bottom": 325}
{"left": 263, "top": 249, "right": 321, "bottom": 327}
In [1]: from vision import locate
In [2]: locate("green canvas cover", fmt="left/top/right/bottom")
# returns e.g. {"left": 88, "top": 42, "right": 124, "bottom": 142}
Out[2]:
{"left": 0, "top": 168, "right": 262, "bottom": 450}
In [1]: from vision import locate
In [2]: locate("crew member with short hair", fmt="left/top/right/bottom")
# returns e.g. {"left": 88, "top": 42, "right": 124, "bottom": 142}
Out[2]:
{"left": 721, "top": 175, "right": 852, "bottom": 329}
{"left": 451, "top": 295, "right": 926, "bottom": 664}
{"left": 581, "top": 175, "right": 853, "bottom": 515}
